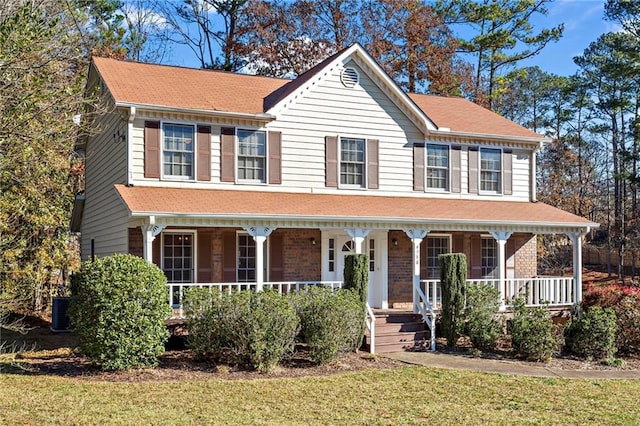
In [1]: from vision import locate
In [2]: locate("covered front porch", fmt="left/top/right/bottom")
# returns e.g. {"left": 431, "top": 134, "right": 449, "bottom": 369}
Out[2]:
{"left": 129, "top": 223, "right": 586, "bottom": 316}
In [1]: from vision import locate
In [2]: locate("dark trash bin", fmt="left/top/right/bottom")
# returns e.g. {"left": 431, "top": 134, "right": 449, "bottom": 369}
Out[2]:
{"left": 51, "top": 296, "right": 71, "bottom": 332}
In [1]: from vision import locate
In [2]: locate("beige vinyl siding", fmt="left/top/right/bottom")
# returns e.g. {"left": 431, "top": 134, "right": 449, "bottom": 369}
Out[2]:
{"left": 125, "top": 60, "right": 533, "bottom": 200}
{"left": 81, "top": 110, "right": 130, "bottom": 259}
{"left": 511, "top": 149, "right": 530, "bottom": 199}
{"left": 275, "top": 61, "right": 423, "bottom": 192}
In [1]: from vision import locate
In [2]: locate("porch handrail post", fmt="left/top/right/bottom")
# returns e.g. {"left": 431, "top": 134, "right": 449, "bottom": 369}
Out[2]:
{"left": 568, "top": 230, "right": 586, "bottom": 307}
{"left": 244, "top": 226, "right": 276, "bottom": 293}
{"left": 490, "top": 230, "right": 513, "bottom": 311}
{"left": 403, "top": 228, "right": 430, "bottom": 314}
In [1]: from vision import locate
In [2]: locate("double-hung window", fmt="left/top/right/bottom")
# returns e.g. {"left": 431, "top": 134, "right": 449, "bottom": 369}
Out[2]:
{"left": 162, "top": 233, "right": 194, "bottom": 284}
{"left": 340, "top": 137, "right": 365, "bottom": 187}
{"left": 237, "top": 129, "right": 266, "bottom": 182}
{"left": 426, "top": 236, "right": 450, "bottom": 279}
{"left": 163, "top": 123, "right": 194, "bottom": 179}
{"left": 481, "top": 237, "right": 498, "bottom": 279}
{"left": 480, "top": 148, "right": 501, "bottom": 192}
{"left": 426, "top": 144, "right": 449, "bottom": 191}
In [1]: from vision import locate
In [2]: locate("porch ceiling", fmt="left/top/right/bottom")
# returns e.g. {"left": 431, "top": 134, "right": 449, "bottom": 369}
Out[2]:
{"left": 115, "top": 185, "right": 598, "bottom": 233}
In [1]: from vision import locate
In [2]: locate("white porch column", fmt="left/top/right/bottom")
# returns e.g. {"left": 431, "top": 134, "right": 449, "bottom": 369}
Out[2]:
{"left": 568, "top": 230, "right": 585, "bottom": 307}
{"left": 490, "top": 230, "right": 513, "bottom": 311}
{"left": 244, "top": 226, "right": 276, "bottom": 292}
{"left": 141, "top": 218, "right": 165, "bottom": 263}
{"left": 345, "top": 227, "right": 371, "bottom": 254}
{"left": 403, "top": 228, "right": 430, "bottom": 314}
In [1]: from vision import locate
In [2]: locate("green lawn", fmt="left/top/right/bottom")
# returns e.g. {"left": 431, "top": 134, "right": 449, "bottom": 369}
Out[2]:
{"left": 2, "top": 366, "right": 640, "bottom": 425}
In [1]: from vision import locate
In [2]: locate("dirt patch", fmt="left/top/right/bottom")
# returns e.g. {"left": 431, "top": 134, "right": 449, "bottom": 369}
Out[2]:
{"left": 1, "top": 325, "right": 401, "bottom": 382}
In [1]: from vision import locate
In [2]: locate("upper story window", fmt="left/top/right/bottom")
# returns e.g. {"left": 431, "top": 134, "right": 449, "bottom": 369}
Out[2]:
{"left": 237, "top": 129, "right": 266, "bottom": 182}
{"left": 480, "top": 148, "right": 501, "bottom": 193}
{"left": 163, "top": 123, "right": 194, "bottom": 179}
{"left": 340, "top": 137, "right": 366, "bottom": 187}
{"left": 426, "top": 144, "right": 449, "bottom": 191}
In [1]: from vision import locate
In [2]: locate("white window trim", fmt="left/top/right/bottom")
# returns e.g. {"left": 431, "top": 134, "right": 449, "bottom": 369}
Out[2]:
{"left": 235, "top": 127, "right": 269, "bottom": 185}
{"left": 478, "top": 146, "right": 503, "bottom": 196}
{"left": 480, "top": 235, "right": 498, "bottom": 279}
{"left": 236, "top": 230, "right": 270, "bottom": 282}
{"left": 337, "top": 135, "right": 368, "bottom": 190}
{"left": 160, "top": 230, "right": 198, "bottom": 284}
{"left": 160, "top": 120, "right": 198, "bottom": 182}
{"left": 425, "top": 143, "right": 451, "bottom": 193}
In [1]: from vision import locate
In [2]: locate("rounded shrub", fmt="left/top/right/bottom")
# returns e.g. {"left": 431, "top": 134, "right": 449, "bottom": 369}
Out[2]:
{"left": 509, "top": 297, "right": 562, "bottom": 362}
{"left": 463, "top": 283, "right": 502, "bottom": 350}
{"left": 564, "top": 305, "right": 617, "bottom": 360}
{"left": 183, "top": 289, "right": 299, "bottom": 372}
{"left": 291, "top": 287, "right": 365, "bottom": 365}
{"left": 69, "top": 253, "right": 171, "bottom": 371}
{"left": 583, "top": 286, "right": 640, "bottom": 355}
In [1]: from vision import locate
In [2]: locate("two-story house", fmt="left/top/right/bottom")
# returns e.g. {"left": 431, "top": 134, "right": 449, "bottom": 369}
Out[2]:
{"left": 72, "top": 44, "right": 596, "bottom": 350}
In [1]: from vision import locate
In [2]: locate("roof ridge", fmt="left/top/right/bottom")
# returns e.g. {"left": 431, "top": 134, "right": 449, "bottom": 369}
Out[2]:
{"left": 91, "top": 56, "right": 292, "bottom": 83}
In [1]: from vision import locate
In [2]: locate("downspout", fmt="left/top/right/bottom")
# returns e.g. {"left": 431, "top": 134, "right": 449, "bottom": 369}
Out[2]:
{"left": 531, "top": 141, "right": 543, "bottom": 202}
{"left": 127, "top": 106, "right": 136, "bottom": 186}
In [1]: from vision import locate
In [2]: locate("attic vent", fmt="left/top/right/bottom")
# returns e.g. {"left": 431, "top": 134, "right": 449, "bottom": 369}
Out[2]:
{"left": 340, "top": 67, "right": 359, "bottom": 88}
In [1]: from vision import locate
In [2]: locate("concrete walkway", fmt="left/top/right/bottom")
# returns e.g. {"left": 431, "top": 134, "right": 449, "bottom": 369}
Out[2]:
{"left": 384, "top": 351, "right": 640, "bottom": 379}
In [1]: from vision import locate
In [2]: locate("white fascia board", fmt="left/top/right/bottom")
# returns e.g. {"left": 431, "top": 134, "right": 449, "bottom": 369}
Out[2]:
{"left": 115, "top": 101, "right": 276, "bottom": 122}
{"left": 128, "top": 211, "right": 598, "bottom": 231}
{"left": 428, "top": 129, "right": 551, "bottom": 146}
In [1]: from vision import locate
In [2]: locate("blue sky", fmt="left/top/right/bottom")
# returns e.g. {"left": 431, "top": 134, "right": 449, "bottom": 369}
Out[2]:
{"left": 514, "top": 0, "right": 618, "bottom": 76}
{"left": 163, "top": 0, "right": 616, "bottom": 78}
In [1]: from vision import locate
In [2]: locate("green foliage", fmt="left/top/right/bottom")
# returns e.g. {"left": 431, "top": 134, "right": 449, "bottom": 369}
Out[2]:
{"left": 463, "top": 283, "right": 502, "bottom": 350}
{"left": 68, "top": 254, "right": 171, "bottom": 371}
{"left": 343, "top": 253, "right": 369, "bottom": 305}
{"left": 510, "top": 298, "right": 562, "bottom": 362}
{"left": 183, "top": 289, "right": 299, "bottom": 372}
{"left": 0, "top": 2, "right": 97, "bottom": 314}
{"left": 564, "top": 306, "right": 618, "bottom": 360}
{"left": 439, "top": 253, "right": 467, "bottom": 347}
{"left": 291, "top": 287, "right": 365, "bottom": 365}
{"left": 583, "top": 286, "right": 640, "bottom": 355}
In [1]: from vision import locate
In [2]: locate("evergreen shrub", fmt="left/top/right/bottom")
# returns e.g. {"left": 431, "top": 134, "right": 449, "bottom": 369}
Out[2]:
{"left": 439, "top": 253, "right": 467, "bottom": 346}
{"left": 564, "top": 305, "right": 617, "bottom": 360}
{"left": 69, "top": 254, "right": 171, "bottom": 371}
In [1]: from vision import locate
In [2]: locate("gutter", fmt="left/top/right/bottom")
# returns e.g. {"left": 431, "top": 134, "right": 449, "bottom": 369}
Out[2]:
{"left": 127, "top": 107, "right": 136, "bottom": 186}
{"left": 428, "top": 128, "right": 550, "bottom": 145}
{"left": 115, "top": 101, "right": 276, "bottom": 122}
{"left": 126, "top": 211, "right": 599, "bottom": 230}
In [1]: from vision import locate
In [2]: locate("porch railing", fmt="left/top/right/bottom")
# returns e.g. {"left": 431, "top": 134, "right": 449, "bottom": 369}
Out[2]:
{"left": 168, "top": 281, "right": 344, "bottom": 318}
{"left": 414, "top": 283, "right": 436, "bottom": 351}
{"left": 419, "top": 276, "right": 575, "bottom": 310}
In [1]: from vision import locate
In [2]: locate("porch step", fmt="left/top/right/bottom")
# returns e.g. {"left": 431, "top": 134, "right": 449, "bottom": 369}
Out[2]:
{"left": 366, "top": 311, "right": 432, "bottom": 354}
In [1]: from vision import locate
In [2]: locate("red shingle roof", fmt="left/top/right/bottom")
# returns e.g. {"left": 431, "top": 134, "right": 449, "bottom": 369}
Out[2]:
{"left": 92, "top": 55, "right": 544, "bottom": 140}
{"left": 409, "top": 94, "right": 541, "bottom": 139}
{"left": 115, "top": 185, "right": 594, "bottom": 228}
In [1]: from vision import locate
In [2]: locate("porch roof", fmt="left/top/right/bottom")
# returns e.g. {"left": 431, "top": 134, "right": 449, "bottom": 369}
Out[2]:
{"left": 115, "top": 185, "right": 597, "bottom": 233}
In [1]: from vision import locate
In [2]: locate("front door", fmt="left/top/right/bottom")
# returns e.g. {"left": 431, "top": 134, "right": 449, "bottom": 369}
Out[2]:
{"left": 334, "top": 233, "right": 384, "bottom": 308}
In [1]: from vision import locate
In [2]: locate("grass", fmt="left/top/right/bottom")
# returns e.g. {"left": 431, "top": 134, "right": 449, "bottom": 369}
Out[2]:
{"left": 2, "top": 366, "right": 640, "bottom": 425}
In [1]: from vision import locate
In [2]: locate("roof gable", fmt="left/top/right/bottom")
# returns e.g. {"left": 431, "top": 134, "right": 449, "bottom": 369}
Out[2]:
{"left": 264, "top": 44, "right": 436, "bottom": 133}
